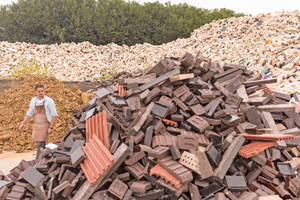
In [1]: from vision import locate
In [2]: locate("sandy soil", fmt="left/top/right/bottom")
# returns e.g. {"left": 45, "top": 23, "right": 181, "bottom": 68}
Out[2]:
{"left": 0, "top": 151, "right": 36, "bottom": 175}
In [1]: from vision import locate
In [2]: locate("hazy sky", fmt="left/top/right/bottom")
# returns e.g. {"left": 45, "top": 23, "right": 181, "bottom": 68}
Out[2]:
{"left": 1, "top": 0, "right": 299, "bottom": 15}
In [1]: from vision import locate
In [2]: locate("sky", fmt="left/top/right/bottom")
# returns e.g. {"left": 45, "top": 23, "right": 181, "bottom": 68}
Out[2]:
{"left": 0, "top": 0, "right": 299, "bottom": 15}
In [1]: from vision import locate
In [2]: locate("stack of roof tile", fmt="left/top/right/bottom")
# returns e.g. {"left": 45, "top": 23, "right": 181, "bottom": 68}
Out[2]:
{"left": 1, "top": 52, "right": 300, "bottom": 200}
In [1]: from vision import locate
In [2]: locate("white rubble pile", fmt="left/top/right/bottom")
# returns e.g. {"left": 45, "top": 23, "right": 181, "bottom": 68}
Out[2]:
{"left": 0, "top": 10, "right": 300, "bottom": 94}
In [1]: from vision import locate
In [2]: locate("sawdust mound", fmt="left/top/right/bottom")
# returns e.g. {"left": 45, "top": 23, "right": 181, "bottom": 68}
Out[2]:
{"left": 0, "top": 76, "right": 82, "bottom": 153}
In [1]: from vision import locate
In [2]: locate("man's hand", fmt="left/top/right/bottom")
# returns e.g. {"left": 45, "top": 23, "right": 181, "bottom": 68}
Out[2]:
{"left": 19, "top": 123, "right": 24, "bottom": 131}
{"left": 48, "top": 128, "right": 53, "bottom": 135}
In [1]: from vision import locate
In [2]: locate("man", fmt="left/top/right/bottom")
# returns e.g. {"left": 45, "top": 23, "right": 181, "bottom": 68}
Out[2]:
{"left": 19, "top": 84, "right": 58, "bottom": 159}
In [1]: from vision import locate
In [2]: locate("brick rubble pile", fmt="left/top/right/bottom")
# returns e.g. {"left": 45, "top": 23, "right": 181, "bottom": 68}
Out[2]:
{"left": 1, "top": 52, "right": 300, "bottom": 200}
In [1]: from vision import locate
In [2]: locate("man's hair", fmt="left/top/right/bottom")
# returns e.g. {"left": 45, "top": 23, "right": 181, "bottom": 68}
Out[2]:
{"left": 35, "top": 84, "right": 44, "bottom": 91}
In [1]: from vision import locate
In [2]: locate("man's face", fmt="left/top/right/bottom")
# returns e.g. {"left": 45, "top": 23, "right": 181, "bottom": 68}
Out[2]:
{"left": 35, "top": 87, "right": 44, "bottom": 99}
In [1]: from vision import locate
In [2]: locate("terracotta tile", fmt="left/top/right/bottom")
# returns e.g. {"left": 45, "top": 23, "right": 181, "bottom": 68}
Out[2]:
{"left": 260, "top": 85, "right": 274, "bottom": 95}
{"left": 80, "top": 135, "right": 114, "bottom": 186}
{"left": 81, "top": 147, "right": 103, "bottom": 184}
{"left": 158, "top": 156, "right": 193, "bottom": 184}
{"left": 162, "top": 119, "right": 178, "bottom": 127}
{"left": 86, "top": 111, "right": 109, "bottom": 149}
{"left": 115, "top": 84, "right": 126, "bottom": 97}
{"left": 239, "top": 141, "right": 277, "bottom": 158}
{"left": 50, "top": 138, "right": 62, "bottom": 144}
{"left": 236, "top": 133, "right": 295, "bottom": 141}
{"left": 266, "top": 158, "right": 276, "bottom": 169}
{"left": 150, "top": 164, "right": 182, "bottom": 189}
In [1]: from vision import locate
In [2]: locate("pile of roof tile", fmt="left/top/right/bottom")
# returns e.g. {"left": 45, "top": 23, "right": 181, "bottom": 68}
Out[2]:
{"left": 1, "top": 52, "right": 300, "bottom": 200}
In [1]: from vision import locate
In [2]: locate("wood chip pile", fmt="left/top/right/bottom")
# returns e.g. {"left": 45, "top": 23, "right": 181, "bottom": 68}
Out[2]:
{"left": 0, "top": 76, "right": 83, "bottom": 153}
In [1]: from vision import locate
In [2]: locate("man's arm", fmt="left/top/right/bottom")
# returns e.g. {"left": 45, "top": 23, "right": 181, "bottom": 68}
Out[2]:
{"left": 50, "top": 116, "right": 57, "bottom": 128}
{"left": 19, "top": 115, "right": 31, "bottom": 131}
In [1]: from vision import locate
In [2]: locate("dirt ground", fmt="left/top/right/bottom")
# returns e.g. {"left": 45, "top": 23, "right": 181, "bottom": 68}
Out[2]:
{"left": 0, "top": 151, "right": 36, "bottom": 175}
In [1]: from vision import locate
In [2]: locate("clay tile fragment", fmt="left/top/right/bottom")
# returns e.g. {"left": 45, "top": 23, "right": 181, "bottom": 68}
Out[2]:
{"left": 148, "top": 146, "right": 170, "bottom": 159}
{"left": 187, "top": 115, "right": 210, "bottom": 133}
{"left": 158, "top": 156, "right": 193, "bottom": 183}
{"left": 239, "top": 141, "right": 277, "bottom": 158}
{"left": 108, "top": 178, "right": 128, "bottom": 199}
{"left": 124, "top": 162, "right": 145, "bottom": 181}
{"left": 162, "top": 119, "right": 178, "bottom": 127}
{"left": 115, "top": 84, "right": 126, "bottom": 97}
{"left": 130, "top": 181, "right": 152, "bottom": 194}
{"left": 80, "top": 134, "right": 114, "bottom": 186}
{"left": 236, "top": 133, "right": 295, "bottom": 141}
{"left": 150, "top": 164, "right": 182, "bottom": 189}
{"left": 177, "top": 135, "right": 199, "bottom": 150}
{"left": 179, "top": 151, "right": 213, "bottom": 180}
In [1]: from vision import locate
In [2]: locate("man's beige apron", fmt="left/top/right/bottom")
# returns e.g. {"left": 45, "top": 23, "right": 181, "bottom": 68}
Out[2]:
{"left": 32, "top": 100, "right": 49, "bottom": 141}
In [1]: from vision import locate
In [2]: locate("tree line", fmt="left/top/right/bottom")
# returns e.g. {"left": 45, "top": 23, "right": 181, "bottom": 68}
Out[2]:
{"left": 0, "top": 0, "right": 246, "bottom": 46}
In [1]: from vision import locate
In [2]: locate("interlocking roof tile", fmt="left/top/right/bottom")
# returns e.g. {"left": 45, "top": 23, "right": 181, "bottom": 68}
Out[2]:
{"left": 115, "top": 84, "right": 126, "bottom": 97}
{"left": 80, "top": 134, "right": 114, "bottom": 186}
{"left": 236, "top": 133, "right": 295, "bottom": 141}
{"left": 86, "top": 111, "right": 109, "bottom": 149}
{"left": 162, "top": 119, "right": 178, "bottom": 127}
{"left": 261, "top": 85, "right": 274, "bottom": 95}
{"left": 239, "top": 141, "right": 277, "bottom": 158}
{"left": 158, "top": 156, "right": 193, "bottom": 184}
{"left": 150, "top": 164, "right": 182, "bottom": 189}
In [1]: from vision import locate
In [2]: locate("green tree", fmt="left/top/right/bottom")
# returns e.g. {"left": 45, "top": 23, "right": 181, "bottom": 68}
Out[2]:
{"left": 0, "top": 0, "right": 247, "bottom": 46}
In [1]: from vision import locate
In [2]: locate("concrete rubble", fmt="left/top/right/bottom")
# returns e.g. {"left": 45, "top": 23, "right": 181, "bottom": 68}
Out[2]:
{"left": 1, "top": 52, "right": 300, "bottom": 200}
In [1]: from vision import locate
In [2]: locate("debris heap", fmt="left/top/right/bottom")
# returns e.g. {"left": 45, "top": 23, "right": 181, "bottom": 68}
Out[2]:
{"left": 1, "top": 52, "right": 300, "bottom": 200}
{"left": 0, "top": 76, "right": 83, "bottom": 153}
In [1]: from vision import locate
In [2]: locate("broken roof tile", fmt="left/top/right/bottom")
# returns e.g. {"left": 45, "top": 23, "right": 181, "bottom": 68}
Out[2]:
{"left": 80, "top": 134, "right": 114, "bottom": 186}
{"left": 158, "top": 156, "right": 193, "bottom": 184}
{"left": 150, "top": 164, "right": 182, "bottom": 189}
{"left": 115, "top": 84, "right": 126, "bottom": 97}
{"left": 86, "top": 110, "right": 109, "bottom": 149}
{"left": 239, "top": 141, "right": 277, "bottom": 158}
{"left": 236, "top": 133, "right": 295, "bottom": 141}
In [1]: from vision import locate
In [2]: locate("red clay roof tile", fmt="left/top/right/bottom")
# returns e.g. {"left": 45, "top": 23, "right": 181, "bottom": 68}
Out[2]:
{"left": 85, "top": 111, "right": 109, "bottom": 149}
{"left": 236, "top": 133, "right": 295, "bottom": 141}
{"left": 239, "top": 141, "right": 277, "bottom": 158}
{"left": 162, "top": 119, "right": 178, "bottom": 127}
{"left": 150, "top": 164, "right": 182, "bottom": 189}
{"left": 115, "top": 84, "right": 126, "bottom": 97}
{"left": 50, "top": 138, "right": 62, "bottom": 144}
{"left": 80, "top": 134, "right": 114, "bottom": 186}
{"left": 261, "top": 85, "right": 274, "bottom": 95}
